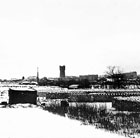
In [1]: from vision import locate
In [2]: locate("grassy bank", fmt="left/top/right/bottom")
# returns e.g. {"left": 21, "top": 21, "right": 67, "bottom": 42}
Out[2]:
{"left": 43, "top": 102, "right": 140, "bottom": 138}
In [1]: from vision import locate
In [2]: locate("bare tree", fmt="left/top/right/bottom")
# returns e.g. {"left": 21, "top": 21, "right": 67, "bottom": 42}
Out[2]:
{"left": 105, "top": 66, "right": 125, "bottom": 89}
{"left": 106, "top": 66, "right": 123, "bottom": 77}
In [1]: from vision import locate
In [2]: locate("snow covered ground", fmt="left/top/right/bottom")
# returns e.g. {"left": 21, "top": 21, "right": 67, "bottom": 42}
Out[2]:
{"left": 0, "top": 104, "right": 127, "bottom": 138}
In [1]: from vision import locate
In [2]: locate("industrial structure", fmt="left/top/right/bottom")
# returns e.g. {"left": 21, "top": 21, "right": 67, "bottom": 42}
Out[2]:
{"left": 79, "top": 74, "right": 98, "bottom": 83}
{"left": 58, "top": 65, "right": 98, "bottom": 83}
{"left": 59, "top": 65, "right": 65, "bottom": 78}
{"left": 123, "top": 71, "right": 137, "bottom": 80}
{"left": 37, "top": 67, "right": 39, "bottom": 84}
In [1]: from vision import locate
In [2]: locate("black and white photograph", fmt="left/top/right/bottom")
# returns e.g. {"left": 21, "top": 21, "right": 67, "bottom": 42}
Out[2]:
{"left": 0, "top": 0, "right": 140, "bottom": 138}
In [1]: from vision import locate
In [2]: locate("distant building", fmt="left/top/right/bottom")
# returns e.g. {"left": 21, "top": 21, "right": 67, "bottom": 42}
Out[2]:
{"left": 26, "top": 76, "right": 37, "bottom": 82}
{"left": 59, "top": 65, "right": 65, "bottom": 78}
{"left": 123, "top": 71, "right": 137, "bottom": 80}
{"left": 47, "top": 77, "right": 59, "bottom": 81}
{"left": 63, "top": 76, "right": 79, "bottom": 81}
{"left": 137, "top": 74, "right": 140, "bottom": 79}
{"left": 79, "top": 74, "right": 98, "bottom": 82}
{"left": 10, "top": 78, "right": 22, "bottom": 83}
{"left": 20, "top": 76, "right": 38, "bottom": 85}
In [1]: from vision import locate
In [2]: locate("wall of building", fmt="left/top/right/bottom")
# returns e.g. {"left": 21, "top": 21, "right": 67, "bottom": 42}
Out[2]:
{"left": 79, "top": 75, "right": 98, "bottom": 82}
{"left": 123, "top": 71, "right": 137, "bottom": 79}
{"left": 9, "top": 89, "right": 37, "bottom": 104}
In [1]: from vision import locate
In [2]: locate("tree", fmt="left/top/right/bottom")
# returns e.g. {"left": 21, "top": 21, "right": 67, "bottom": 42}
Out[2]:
{"left": 105, "top": 66, "right": 126, "bottom": 89}
{"left": 106, "top": 66, "right": 122, "bottom": 76}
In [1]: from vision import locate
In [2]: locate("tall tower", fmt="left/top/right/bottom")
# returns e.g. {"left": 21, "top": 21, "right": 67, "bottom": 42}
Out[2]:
{"left": 59, "top": 65, "right": 65, "bottom": 78}
{"left": 37, "top": 67, "right": 39, "bottom": 84}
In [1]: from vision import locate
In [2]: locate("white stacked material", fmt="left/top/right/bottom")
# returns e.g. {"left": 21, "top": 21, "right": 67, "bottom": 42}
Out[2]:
{"left": 114, "top": 96, "right": 140, "bottom": 102}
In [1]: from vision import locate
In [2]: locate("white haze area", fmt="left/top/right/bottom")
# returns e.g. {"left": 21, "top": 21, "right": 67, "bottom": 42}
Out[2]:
{"left": 0, "top": 0, "right": 140, "bottom": 79}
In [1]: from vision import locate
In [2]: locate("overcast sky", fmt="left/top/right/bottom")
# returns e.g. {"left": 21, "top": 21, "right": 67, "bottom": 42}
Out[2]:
{"left": 0, "top": 0, "right": 140, "bottom": 79}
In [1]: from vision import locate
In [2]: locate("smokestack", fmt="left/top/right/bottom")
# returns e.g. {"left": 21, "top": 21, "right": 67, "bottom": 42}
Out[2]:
{"left": 37, "top": 67, "right": 39, "bottom": 84}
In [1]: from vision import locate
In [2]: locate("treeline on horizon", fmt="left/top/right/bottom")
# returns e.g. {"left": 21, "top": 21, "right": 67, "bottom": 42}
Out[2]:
{"left": 38, "top": 66, "right": 140, "bottom": 89}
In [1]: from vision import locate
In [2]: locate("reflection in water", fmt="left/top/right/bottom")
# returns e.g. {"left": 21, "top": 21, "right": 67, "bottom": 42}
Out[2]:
{"left": 43, "top": 101, "right": 140, "bottom": 138}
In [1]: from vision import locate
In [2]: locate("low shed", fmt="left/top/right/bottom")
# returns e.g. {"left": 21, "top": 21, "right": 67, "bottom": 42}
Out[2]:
{"left": 9, "top": 88, "right": 37, "bottom": 104}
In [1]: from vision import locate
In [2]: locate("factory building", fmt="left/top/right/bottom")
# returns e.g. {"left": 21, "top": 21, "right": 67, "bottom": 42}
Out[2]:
{"left": 123, "top": 71, "right": 137, "bottom": 80}
{"left": 79, "top": 74, "right": 98, "bottom": 82}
